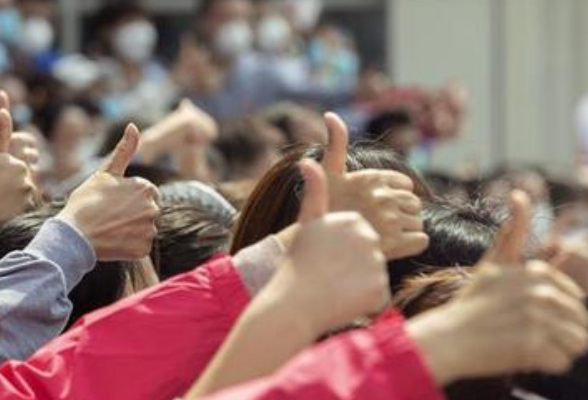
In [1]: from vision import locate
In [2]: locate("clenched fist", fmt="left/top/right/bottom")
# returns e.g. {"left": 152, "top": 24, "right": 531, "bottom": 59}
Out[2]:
{"left": 58, "top": 124, "right": 160, "bottom": 260}
{"left": 408, "top": 191, "right": 588, "bottom": 385}
{"left": 0, "top": 109, "right": 36, "bottom": 222}
{"left": 322, "top": 112, "right": 429, "bottom": 259}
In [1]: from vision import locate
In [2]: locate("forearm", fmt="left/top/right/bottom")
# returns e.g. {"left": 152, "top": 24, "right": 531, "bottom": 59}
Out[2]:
{"left": 0, "top": 256, "right": 250, "bottom": 400}
{"left": 185, "top": 313, "right": 443, "bottom": 400}
{"left": 187, "top": 280, "right": 315, "bottom": 396}
{"left": 0, "top": 218, "right": 95, "bottom": 361}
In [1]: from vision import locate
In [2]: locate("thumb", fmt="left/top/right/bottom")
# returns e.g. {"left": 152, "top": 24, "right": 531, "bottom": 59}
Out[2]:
{"left": 298, "top": 159, "right": 329, "bottom": 223}
{"left": 179, "top": 98, "right": 195, "bottom": 111}
{"left": 0, "top": 109, "right": 13, "bottom": 153}
{"left": 0, "top": 90, "right": 10, "bottom": 111}
{"left": 485, "top": 190, "right": 532, "bottom": 265}
{"left": 321, "top": 112, "right": 349, "bottom": 175}
{"left": 100, "top": 123, "right": 140, "bottom": 177}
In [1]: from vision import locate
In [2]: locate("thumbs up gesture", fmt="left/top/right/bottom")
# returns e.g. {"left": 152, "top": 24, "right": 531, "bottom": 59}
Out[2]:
{"left": 407, "top": 191, "right": 588, "bottom": 385}
{"left": 322, "top": 112, "right": 429, "bottom": 259}
{"left": 57, "top": 124, "right": 161, "bottom": 261}
{"left": 265, "top": 159, "right": 390, "bottom": 337}
{"left": 0, "top": 108, "right": 36, "bottom": 222}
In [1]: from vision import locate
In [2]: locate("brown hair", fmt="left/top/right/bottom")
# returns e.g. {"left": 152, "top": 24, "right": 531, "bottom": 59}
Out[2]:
{"left": 230, "top": 142, "right": 433, "bottom": 253}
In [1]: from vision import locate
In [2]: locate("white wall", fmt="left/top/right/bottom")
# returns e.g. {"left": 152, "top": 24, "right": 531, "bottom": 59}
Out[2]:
{"left": 390, "top": 0, "right": 586, "bottom": 174}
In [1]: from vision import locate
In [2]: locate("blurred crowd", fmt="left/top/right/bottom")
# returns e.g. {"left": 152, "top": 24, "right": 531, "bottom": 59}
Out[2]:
{"left": 1, "top": 0, "right": 588, "bottom": 400}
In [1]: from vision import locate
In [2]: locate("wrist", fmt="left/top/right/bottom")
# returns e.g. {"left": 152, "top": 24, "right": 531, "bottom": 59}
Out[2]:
{"left": 405, "top": 306, "right": 464, "bottom": 386}
{"left": 251, "top": 275, "right": 319, "bottom": 342}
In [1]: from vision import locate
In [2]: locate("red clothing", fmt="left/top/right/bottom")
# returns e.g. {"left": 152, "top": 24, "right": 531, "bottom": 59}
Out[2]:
{"left": 199, "top": 313, "right": 444, "bottom": 400}
{"left": 0, "top": 256, "right": 444, "bottom": 400}
{"left": 0, "top": 256, "right": 249, "bottom": 400}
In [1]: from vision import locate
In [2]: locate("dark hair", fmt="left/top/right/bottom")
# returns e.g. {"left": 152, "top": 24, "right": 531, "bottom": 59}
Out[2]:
{"left": 388, "top": 199, "right": 503, "bottom": 291}
{"left": 231, "top": 142, "right": 432, "bottom": 253}
{"left": 215, "top": 117, "right": 283, "bottom": 181}
{"left": 92, "top": 1, "right": 148, "bottom": 32}
{"left": 0, "top": 202, "right": 140, "bottom": 329}
{"left": 156, "top": 202, "right": 232, "bottom": 280}
{"left": 364, "top": 110, "right": 414, "bottom": 142}
{"left": 515, "top": 344, "right": 588, "bottom": 399}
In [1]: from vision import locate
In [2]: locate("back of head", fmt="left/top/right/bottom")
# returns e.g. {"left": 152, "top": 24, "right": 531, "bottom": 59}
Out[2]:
{"left": 156, "top": 200, "right": 232, "bottom": 280}
{"left": 231, "top": 142, "right": 432, "bottom": 253}
{"left": 388, "top": 199, "right": 503, "bottom": 291}
{"left": 215, "top": 117, "right": 284, "bottom": 181}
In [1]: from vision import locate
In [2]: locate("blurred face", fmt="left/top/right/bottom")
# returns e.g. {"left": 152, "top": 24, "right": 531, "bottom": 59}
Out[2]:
{"left": 205, "top": 0, "right": 253, "bottom": 36}
{"left": 51, "top": 106, "right": 90, "bottom": 155}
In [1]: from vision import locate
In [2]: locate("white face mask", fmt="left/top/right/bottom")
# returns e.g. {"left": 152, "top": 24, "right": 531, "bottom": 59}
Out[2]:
{"left": 215, "top": 20, "right": 253, "bottom": 59}
{"left": 257, "top": 15, "right": 293, "bottom": 53}
{"left": 285, "top": 0, "right": 323, "bottom": 31}
{"left": 19, "top": 17, "right": 53, "bottom": 55}
{"left": 113, "top": 20, "right": 157, "bottom": 63}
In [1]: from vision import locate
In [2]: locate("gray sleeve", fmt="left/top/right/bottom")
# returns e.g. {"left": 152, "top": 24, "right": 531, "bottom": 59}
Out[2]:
{"left": 233, "top": 235, "right": 285, "bottom": 297}
{"left": 0, "top": 218, "right": 96, "bottom": 362}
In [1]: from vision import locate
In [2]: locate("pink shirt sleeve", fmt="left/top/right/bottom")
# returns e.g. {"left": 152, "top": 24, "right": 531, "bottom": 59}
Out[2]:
{"left": 0, "top": 256, "right": 250, "bottom": 400}
{"left": 192, "top": 312, "right": 445, "bottom": 400}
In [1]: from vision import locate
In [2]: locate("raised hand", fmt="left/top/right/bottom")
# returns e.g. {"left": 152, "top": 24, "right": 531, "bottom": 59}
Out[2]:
{"left": 321, "top": 111, "right": 429, "bottom": 259}
{"left": 0, "top": 109, "right": 36, "bottom": 222}
{"left": 270, "top": 159, "right": 389, "bottom": 336}
{"left": 0, "top": 90, "right": 41, "bottom": 170}
{"left": 138, "top": 99, "right": 218, "bottom": 164}
{"left": 408, "top": 190, "right": 588, "bottom": 385}
{"left": 189, "top": 160, "right": 390, "bottom": 396}
{"left": 58, "top": 124, "right": 160, "bottom": 261}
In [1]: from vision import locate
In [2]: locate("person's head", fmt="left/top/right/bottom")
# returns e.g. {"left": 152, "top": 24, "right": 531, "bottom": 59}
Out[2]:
{"left": 155, "top": 201, "right": 233, "bottom": 281}
{"left": 0, "top": 202, "right": 157, "bottom": 329}
{"left": 388, "top": 199, "right": 503, "bottom": 291}
{"left": 261, "top": 102, "right": 327, "bottom": 146}
{"left": 423, "top": 171, "right": 471, "bottom": 204}
{"left": 35, "top": 103, "right": 91, "bottom": 153}
{"left": 231, "top": 142, "right": 432, "bottom": 253}
{"left": 93, "top": 1, "right": 157, "bottom": 64}
{"left": 215, "top": 116, "right": 285, "bottom": 182}
{"left": 195, "top": 0, "right": 254, "bottom": 60}
{"left": 364, "top": 110, "right": 420, "bottom": 157}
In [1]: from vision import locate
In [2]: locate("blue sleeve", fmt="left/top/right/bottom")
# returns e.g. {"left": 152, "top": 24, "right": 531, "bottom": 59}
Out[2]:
{"left": 0, "top": 218, "right": 96, "bottom": 362}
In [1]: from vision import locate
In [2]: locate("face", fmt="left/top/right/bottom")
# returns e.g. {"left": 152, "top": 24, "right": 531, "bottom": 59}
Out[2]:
{"left": 51, "top": 106, "right": 91, "bottom": 155}
{"left": 205, "top": 0, "right": 253, "bottom": 36}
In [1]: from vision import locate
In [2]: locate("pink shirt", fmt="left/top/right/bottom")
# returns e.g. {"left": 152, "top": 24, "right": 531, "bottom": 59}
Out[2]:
{"left": 0, "top": 256, "right": 444, "bottom": 400}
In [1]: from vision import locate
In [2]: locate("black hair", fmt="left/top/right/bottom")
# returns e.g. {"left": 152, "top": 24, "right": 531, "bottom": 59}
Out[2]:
{"left": 92, "top": 1, "right": 148, "bottom": 32}
{"left": 515, "top": 350, "right": 588, "bottom": 400}
{"left": 364, "top": 110, "right": 414, "bottom": 142}
{"left": 156, "top": 202, "right": 232, "bottom": 280}
{"left": 388, "top": 199, "right": 503, "bottom": 291}
{"left": 214, "top": 117, "right": 283, "bottom": 180}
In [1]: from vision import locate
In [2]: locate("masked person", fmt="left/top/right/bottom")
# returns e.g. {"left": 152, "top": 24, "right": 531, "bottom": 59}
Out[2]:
{"left": 0, "top": 0, "right": 60, "bottom": 74}
{"left": 91, "top": 2, "right": 176, "bottom": 121}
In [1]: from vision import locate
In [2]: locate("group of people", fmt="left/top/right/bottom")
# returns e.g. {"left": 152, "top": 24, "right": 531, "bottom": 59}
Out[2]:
{"left": 0, "top": 0, "right": 587, "bottom": 399}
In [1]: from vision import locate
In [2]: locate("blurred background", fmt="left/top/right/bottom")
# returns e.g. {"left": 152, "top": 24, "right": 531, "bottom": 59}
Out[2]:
{"left": 4, "top": 0, "right": 588, "bottom": 217}
{"left": 24, "top": 0, "right": 588, "bottom": 174}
